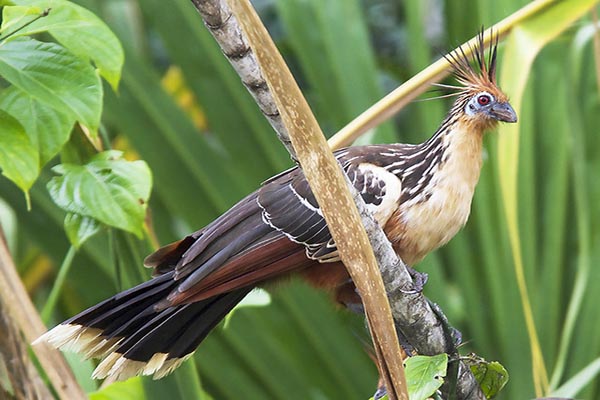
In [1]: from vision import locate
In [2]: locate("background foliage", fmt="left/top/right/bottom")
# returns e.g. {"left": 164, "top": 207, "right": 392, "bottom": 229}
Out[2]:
{"left": 1, "top": 0, "right": 599, "bottom": 399}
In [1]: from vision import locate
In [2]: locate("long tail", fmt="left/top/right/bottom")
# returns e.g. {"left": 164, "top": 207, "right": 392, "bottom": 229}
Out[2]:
{"left": 36, "top": 272, "right": 251, "bottom": 381}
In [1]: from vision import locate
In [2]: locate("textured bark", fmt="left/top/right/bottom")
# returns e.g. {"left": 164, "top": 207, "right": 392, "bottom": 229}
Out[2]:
{"left": 0, "top": 229, "right": 86, "bottom": 400}
{"left": 0, "top": 302, "right": 53, "bottom": 400}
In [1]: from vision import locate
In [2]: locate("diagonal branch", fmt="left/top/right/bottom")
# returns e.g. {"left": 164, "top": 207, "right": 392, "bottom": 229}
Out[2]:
{"left": 219, "top": 1, "right": 409, "bottom": 398}
{"left": 0, "top": 228, "right": 86, "bottom": 400}
{"left": 190, "top": 0, "right": 487, "bottom": 398}
{"left": 0, "top": 300, "right": 53, "bottom": 400}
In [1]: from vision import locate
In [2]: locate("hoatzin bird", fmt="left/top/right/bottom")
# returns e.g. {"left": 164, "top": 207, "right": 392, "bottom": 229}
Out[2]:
{"left": 37, "top": 32, "right": 516, "bottom": 381}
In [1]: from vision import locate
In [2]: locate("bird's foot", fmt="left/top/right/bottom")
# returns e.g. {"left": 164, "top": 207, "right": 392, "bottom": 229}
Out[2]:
{"left": 373, "top": 385, "right": 387, "bottom": 400}
{"left": 400, "top": 265, "right": 428, "bottom": 294}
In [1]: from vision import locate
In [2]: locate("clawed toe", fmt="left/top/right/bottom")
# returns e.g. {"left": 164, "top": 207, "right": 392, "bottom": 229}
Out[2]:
{"left": 400, "top": 265, "right": 428, "bottom": 294}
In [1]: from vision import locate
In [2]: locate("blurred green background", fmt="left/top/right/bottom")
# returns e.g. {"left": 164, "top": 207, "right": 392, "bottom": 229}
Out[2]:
{"left": 1, "top": 0, "right": 599, "bottom": 398}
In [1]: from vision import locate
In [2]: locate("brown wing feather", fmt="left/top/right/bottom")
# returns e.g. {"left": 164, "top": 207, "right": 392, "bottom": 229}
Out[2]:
{"left": 183, "top": 238, "right": 312, "bottom": 302}
{"left": 142, "top": 144, "right": 413, "bottom": 310}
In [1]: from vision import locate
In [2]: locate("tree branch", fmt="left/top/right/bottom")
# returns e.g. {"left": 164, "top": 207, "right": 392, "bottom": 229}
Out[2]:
{"left": 0, "top": 301, "right": 53, "bottom": 400}
{"left": 204, "top": 1, "right": 410, "bottom": 399}
{"left": 0, "top": 227, "right": 86, "bottom": 400}
{"left": 189, "top": 0, "right": 486, "bottom": 398}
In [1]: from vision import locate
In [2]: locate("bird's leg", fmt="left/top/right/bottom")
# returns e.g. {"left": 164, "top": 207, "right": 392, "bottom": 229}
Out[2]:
{"left": 400, "top": 264, "right": 429, "bottom": 294}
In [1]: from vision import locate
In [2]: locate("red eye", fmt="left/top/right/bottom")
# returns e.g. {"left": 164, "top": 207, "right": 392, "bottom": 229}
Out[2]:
{"left": 477, "top": 94, "right": 491, "bottom": 105}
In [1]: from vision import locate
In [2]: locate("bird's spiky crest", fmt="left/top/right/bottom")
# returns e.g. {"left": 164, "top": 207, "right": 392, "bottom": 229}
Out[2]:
{"left": 444, "top": 28, "right": 501, "bottom": 95}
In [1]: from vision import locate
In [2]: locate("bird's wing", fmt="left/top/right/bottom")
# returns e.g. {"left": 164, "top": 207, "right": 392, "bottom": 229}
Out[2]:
{"left": 144, "top": 147, "right": 403, "bottom": 306}
{"left": 144, "top": 189, "right": 310, "bottom": 307}
{"left": 258, "top": 152, "right": 402, "bottom": 262}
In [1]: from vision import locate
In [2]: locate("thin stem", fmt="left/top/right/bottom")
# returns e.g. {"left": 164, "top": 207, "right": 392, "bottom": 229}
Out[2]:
{"left": 41, "top": 245, "right": 77, "bottom": 323}
{"left": 108, "top": 229, "right": 122, "bottom": 291}
{"left": 0, "top": 8, "right": 50, "bottom": 42}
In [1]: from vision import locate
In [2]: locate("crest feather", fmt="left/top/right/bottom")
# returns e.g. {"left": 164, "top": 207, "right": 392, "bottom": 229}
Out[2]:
{"left": 444, "top": 28, "right": 500, "bottom": 92}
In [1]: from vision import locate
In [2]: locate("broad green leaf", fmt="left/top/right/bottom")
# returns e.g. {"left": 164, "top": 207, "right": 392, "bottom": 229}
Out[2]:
{"left": 0, "top": 86, "right": 74, "bottom": 166}
{"left": 64, "top": 212, "right": 101, "bottom": 248}
{"left": 467, "top": 357, "right": 509, "bottom": 399}
{"left": 89, "top": 377, "right": 144, "bottom": 400}
{"left": 551, "top": 358, "right": 600, "bottom": 398}
{"left": 0, "top": 108, "right": 38, "bottom": 195}
{"left": 236, "top": 288, "right": 272, "bottom": 309}
{"left": 1, "top": 0, "right": 123, "bottom": 90}
{"left": 47, "top": 150, "right": 152, "bottom": 237}
{"left": 497, "top": 0, "right": 598, "bottom": 393}
{"left": 405, "top": 354, "right": 447, "bottom": 400}
{"left": 224, "top": 288, "right": 271, "bottom": 328}
{"left": 558, "top": 22, "right": 600, "bottom": 400}
{"left": 0, "top": 37, "right": 102, "bottom": 131}
{"left": 0, "top": 5, "right": 43, "bottom": 35}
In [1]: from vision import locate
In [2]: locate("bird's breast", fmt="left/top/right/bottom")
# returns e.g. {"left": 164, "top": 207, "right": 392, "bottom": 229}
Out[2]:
{"left": 384, "top": 128, "right": 483, "bottom": 265}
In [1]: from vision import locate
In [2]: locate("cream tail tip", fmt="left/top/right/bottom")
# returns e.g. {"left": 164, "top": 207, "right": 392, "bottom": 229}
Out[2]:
{"left": 92, "top": 352, "right": 194, "bottom": 381}
{"left": 33, "top": 324, "right": 120, "bottom": 359}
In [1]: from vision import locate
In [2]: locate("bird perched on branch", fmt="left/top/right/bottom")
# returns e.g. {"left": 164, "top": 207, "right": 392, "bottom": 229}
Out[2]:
{"left": 37, "top": 31, "right": 516, "bottom": 381}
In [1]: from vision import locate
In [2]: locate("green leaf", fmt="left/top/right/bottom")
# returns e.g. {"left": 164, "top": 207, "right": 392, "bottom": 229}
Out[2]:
{"left": 0, "top": 37, "right": 102, "bottom": 131}
{"left": 551, "top": 358, "right": 600, "bottom": 398}
{"left": 1, "top": 0, "right": 124, "bottom": 90}
{"left": 0, "top": 86, "right": 74, "bottom": 166}
{"left": 0, "top": 5, "right": 43, "bottom": 36}
{"left": 405, "top": 354, "right": 447, "bottom": 400}
{"left": 89, "top": 377, "right": 144, "bottom": 400}
{"left": 0, "top": 108, "right": 38, "bottom": 196}
{"left": 224, "top": 288, "right": 271, "bottom": 328}
{"left": 496, "top": 0, "right": 599, "bottom": 392}
{"left": 466, "top": 356, "right": 509, "bottom": 399}
{"left": 47, "top": 150, "right": 152, "bottom": 237}
{"left": 64, "top": 212, "right": 101, "bottom": 248}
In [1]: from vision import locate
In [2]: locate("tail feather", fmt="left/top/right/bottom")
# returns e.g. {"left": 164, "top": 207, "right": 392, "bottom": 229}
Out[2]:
{"left": 65, "top": 272, "right": 175, "bottom": 331}
{"left": 36, "top": 274, "right": 251, "bottom": 381}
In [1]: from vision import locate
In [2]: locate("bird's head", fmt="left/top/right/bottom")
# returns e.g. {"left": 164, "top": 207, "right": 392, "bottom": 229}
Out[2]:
{"left": 446, "top": 30, "right": 517, "bottom": 130}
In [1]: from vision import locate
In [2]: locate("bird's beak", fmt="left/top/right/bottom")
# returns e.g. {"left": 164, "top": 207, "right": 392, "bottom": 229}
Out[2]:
{"left": 488, "top": 102, "right": 517, "bottom": 123}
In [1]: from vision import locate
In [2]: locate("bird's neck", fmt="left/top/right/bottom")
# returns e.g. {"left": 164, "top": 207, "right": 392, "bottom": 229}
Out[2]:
{"left": 399, "top": 113, "right": 486, "bottom": 204}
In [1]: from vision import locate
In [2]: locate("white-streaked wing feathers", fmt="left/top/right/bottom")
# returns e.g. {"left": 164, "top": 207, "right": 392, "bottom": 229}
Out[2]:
{"left": 258, "top": 153, "right": 402, "bottom": 263}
